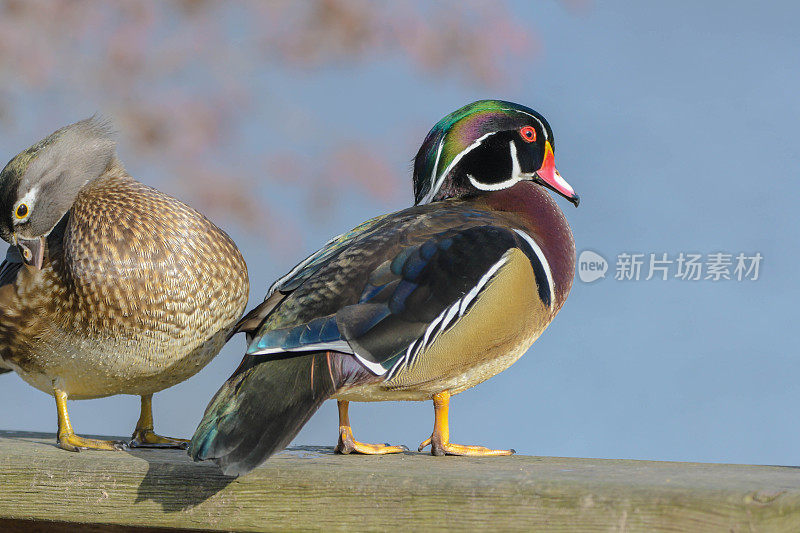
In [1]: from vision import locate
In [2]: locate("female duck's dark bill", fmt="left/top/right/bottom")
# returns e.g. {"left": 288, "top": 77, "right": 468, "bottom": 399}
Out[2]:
{"left": 16, "top": 235, "right": 45, "bottom": 269}
{"left": 534, "top": 141, "right": 580, "bottom": 207}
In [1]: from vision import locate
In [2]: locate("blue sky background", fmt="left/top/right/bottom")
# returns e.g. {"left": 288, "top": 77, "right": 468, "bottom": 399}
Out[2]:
{"left": 1, "top": 1, "right": 799, "bottom": 465}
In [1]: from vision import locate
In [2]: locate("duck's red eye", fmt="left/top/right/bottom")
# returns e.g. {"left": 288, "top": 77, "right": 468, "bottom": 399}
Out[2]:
{"left": 519, "top": 126, "right": 536, "bottom": 142}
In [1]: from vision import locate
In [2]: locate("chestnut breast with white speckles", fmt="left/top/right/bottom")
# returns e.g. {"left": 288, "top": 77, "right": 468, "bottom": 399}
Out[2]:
{"left": 0, "top": 171, "right": 249, "bottom": 399}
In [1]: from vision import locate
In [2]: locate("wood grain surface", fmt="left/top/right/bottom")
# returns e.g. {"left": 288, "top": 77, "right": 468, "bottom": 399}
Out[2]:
{"left": 1, "top": 430, "right": 799, "bottom": 531}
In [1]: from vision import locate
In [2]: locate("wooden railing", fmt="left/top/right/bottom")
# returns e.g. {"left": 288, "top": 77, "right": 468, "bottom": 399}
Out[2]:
{"left": 1, "top": 430, "right": 799, "bottom": 531}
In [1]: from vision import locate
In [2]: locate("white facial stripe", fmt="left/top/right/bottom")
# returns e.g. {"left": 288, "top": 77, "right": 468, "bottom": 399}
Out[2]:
{"left": 421, "top": 131, "right": 497, "bottom": 204}
{"left": 513, "top": 229, "right": 554, "bottom": 309}
{"left": 510, "top": 140, "right": 521, "bottom": 177}
{"left": 467, "top": 141, "right": 524, "bottom": 192}
{"left": 13, "top": 186, "right": 39, "bottom": 223}
{"left": 422, "top": 140, "right": 445, "bottom": 204}
{"left": 468, "top": 174, "right": 522, "bottom": 191}
{"left": 498, "top": 107, "right": 548, "bottom": 141}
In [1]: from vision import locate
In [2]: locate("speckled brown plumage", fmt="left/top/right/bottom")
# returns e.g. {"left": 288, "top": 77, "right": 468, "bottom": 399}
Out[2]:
{"left": 0, "top": 164, "right": 248, "bottom": 399}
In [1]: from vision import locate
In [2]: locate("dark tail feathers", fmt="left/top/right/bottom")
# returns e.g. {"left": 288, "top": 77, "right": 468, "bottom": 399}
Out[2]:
{"left": 188, "top": 351, "right": 342, "bottom": 476}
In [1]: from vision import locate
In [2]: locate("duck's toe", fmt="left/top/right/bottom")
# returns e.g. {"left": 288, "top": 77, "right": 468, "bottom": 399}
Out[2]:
{"left": 129, "top": 429, "right": 189, "bottom": 449}
{"left": 418, "top": 436, "right": 514, "bottom": 457}
{"left": 57, "top": 433, "right": 127, "bottom": 452}
{"left": 335, "top": 426, "right": 407, "bottom": 455}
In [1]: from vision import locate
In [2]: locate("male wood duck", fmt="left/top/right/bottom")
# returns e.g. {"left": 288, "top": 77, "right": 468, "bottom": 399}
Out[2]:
{"left": 189, "top": 100, "right": 578, "bottom": 476}
{"left": 0, "top": 118, "right": 249, "bottom": 451}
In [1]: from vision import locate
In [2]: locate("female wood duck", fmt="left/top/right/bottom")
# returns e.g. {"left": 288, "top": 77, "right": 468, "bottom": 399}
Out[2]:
{"left": 0, "top": 118, "right": 249, "bottom": 451}
{"left": 189, "top": 100, "right": 578, "bottom": 476}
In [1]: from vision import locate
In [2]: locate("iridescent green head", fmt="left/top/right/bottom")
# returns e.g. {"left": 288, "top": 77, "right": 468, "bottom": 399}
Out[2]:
{"left": 412, "top": 100, "right": 579, "bottom": 206}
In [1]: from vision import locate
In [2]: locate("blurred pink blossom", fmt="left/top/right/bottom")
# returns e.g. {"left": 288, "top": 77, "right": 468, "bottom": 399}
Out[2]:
{"left": 0, "top": 0, "right": 542, "bottom": 243}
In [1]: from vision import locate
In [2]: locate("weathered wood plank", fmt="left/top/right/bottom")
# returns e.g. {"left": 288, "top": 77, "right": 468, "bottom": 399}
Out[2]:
{"left": 1, "top": 430, "right": 799, "bottom": 531}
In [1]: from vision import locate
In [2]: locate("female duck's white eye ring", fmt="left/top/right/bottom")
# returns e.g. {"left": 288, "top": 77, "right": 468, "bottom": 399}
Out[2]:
{"left": 15, "top": 203, "right": 29, "bottom": 220}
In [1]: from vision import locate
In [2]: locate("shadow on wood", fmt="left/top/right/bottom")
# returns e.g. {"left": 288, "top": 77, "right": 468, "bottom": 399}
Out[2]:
{"left": 132, "top": 446, "right": 236, "bottom": 512}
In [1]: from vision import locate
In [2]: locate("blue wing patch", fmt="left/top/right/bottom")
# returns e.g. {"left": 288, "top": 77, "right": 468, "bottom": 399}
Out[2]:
{"left": 250, "top": 315, "right": 344, "bottom": 354}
